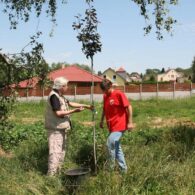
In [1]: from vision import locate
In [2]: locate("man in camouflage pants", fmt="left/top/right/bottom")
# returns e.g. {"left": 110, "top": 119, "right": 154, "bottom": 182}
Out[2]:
{"left": 45, "top": 77, "right": 92, "bottom": 176}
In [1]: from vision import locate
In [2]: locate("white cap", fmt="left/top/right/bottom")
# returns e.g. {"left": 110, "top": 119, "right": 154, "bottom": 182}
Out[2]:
{"left": 53, "top": 77, "right": 68, "bottom": 89}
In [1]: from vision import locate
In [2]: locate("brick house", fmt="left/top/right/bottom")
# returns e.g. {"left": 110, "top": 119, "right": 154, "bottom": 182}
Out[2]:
{"left": 14, "top": 65, "right": 103, "bottom": 96}
{"left": 48, "top": 65, "right": 103, "bottom": 87}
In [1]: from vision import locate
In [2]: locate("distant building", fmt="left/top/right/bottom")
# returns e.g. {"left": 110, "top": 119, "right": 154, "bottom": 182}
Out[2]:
{"left": 102, "top": 67, "right": 126, "bottom": 86}
{"left": 102, "top": 66, "right": 142, "bottom": 85}
{"left": 115, "top": 67, "right": 131, "bottom": 82}
{"left": 128, "top": 72, "right": 142, "bottom": 82}
{"left": 157, "top": 69, "right": 183, "bottom": 82}
{"left": 48, "top": 65, "right": 103, "bottom": 87}
{"left": 15, "top": 65, "right": 103, "bottom": 88}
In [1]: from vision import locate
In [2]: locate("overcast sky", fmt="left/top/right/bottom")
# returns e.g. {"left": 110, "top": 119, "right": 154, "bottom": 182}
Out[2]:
{"left": 1, "top": 0, "right": 195, "bottom": 74}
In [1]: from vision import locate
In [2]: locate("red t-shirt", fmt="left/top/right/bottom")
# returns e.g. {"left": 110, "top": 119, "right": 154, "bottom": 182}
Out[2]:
{"left": 103, "top": 90, "right": 130, "bottom": 132}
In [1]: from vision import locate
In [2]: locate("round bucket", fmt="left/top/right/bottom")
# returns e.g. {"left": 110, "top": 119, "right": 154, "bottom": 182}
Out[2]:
{"left": 64, "top": 168, "right": 90, "bottom": 194}
{"left": 65, "top": 168, "right": 90, "bottom": 176}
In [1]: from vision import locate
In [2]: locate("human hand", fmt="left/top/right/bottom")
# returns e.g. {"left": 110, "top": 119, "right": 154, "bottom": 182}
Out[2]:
{"left": 85, "top": 105, "right": 94, "bottom": 111}
{"left": 74, "top": 107, "right": 85, "bottom": 113}
{"left": 127, "top": 122, "right": 135, "bottom": 131}
{"left": 89, "top": 105, "right": 94, "bottom": 111}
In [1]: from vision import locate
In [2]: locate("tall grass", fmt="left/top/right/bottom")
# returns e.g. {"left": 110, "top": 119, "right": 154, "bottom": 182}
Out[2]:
{"left": 0, "top": 98, "right": 195, "bottom": 194}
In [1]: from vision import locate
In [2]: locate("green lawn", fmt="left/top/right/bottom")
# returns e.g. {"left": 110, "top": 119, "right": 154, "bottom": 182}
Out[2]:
{"left": 0, "top": 97, "right": 195, "bottom": 194}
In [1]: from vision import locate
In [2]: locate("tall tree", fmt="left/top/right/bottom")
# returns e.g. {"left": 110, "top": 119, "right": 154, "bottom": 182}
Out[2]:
{"left": 72, "top": 0, "right": 102, "bottom": 173}
{"left": 146, "top": 68, "right": 160, "bottom": 75}
{"left": 161, "top": 67, "right": 165, "bottom": 73}
{"left": 191, "top": 57, "right": 195, "bottom": 83}
{"left": 76, "top": 63, "right": 93, "bottom": 72}
{"left": 0, "top": 32, "right": 44, "bottom": 129}
{"left": 149, "top": 74, "right": 156, "bottom": 82}
{"left": 50, "top": 62, "right": 69, "bottom": 71}
{"left": 36, "top": 60, "right": 51, "bottom": 97}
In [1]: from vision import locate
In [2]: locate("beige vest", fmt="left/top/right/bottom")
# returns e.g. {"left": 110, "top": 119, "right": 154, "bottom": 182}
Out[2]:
{"left": 45, "top": 90, "right": 71, "bottom": 130}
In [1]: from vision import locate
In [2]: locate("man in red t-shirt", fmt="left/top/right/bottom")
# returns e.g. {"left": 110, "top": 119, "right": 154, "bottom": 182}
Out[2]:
{"left": 100, "top": 79, "right": 134, "bottom": 172}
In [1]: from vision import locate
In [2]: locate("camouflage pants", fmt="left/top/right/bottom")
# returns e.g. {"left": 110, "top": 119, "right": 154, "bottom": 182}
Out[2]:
{"left": 47, "top": 129, "right": 67, "bottom": 176}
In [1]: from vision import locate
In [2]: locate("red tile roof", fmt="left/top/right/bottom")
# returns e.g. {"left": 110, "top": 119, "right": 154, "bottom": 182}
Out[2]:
{"left": 21, "top": 77, "right": 39, "bottom": 88}
{"left": 16, "top": 65, "right": 103, "bottom": 88}
{"left": 49, "top": 65, "right": 103, "bottom": 82}
{"left": 11, "top": 77, "right": 39, "bottom": 88}
{"left": 116, "top": 66, "right": 126, "bottom": 72}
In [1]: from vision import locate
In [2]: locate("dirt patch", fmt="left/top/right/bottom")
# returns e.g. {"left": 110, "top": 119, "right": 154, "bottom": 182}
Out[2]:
{"left": 177, "top": 120, "right": 195, "bottom": 128}
{"left": 80, "top": 121, "right": 95, "bottom": 127}
{"left": 9, "top": 115, "right": 41, "bottom": 124}
{"left": 21, "top": 118, "right": 40, "bottom": 124}
{"left": 0, "top": 147, "right": 13, "bottom": 158}
{"left": 151, "top": 117, "right": 195, "bottom": 128}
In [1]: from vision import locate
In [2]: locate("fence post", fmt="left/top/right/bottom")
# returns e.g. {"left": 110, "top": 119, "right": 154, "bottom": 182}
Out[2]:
{"left": 42, "top": 86, "right": 45, "bottom": 98}
{"left": 26, "top": 88, "right": 29, "bottom": 99}
{"left": 90, "top": 86, "right": 92, "bottom": 102}
{"left": 173, "top": 82, "right": 175, "bottom": 99}
{"left": 190, "top": 82, "right": 192, "bottom": 97}
{"left": 156, "top": 82, "right": 159, "bottom": 99}
{"left": 124, "top": 85, "right": 126, "bottom": 93}
{"left": 139, "top": 83, "right": 142, "bottom": 100}
{"left": 74, "top": 85, "right": 77, "bottom": 101}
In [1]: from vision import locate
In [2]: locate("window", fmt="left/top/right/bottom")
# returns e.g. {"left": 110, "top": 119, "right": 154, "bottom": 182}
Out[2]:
{"left": 103, "top": 75, "right": 106, "bottom": 79}
{"left": 112, "top": 75, "right": 116, "bottom": 83}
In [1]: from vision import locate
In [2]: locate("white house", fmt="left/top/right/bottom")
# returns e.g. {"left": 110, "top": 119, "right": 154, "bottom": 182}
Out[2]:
{"left": 157, "top": 69, "right": 183, "bottom": 82}
{"left": 128, "top": 72, "right": 142, "bottom": 82}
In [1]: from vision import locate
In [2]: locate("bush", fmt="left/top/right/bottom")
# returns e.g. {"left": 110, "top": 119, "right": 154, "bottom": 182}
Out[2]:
{"left": 0, "top": 121, "right": 46, "bottom": 150}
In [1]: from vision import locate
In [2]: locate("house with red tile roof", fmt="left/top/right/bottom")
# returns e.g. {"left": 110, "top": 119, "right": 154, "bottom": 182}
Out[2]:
{"left": 48, "top": 65, "right": 103, "bottom": 87}
{"left": 16, "top": 65, "right": 103, "bottom": 88}
{"left": 15, "top": 77, "right": 39, "bottom": 88}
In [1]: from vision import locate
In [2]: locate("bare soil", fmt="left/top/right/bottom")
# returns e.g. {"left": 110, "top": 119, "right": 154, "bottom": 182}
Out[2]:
{"left": 0, "top": 147, "right": 13, "bottom": 158}
{"left": 151, "top": 117, "right": 195, "bottom": 128}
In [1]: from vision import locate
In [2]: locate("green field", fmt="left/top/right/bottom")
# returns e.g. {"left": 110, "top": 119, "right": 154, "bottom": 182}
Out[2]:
{"left": 0, "top": 98, "right": 195, "bottom": 194}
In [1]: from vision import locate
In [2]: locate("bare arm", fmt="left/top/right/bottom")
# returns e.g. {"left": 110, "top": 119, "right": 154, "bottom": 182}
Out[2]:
{"left": 55, "top": 107, "right": 84, "bottom": 118}
{"left": 126, "top": 104, "right": 134, "bottom": 130}
{"left": 68, "top": 101, "right": 93, "bottom": 110}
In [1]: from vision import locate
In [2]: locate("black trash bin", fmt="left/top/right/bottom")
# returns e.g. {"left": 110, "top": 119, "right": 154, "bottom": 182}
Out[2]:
{"left": 64, "top": 167, "right": 90, "bottom": 194}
